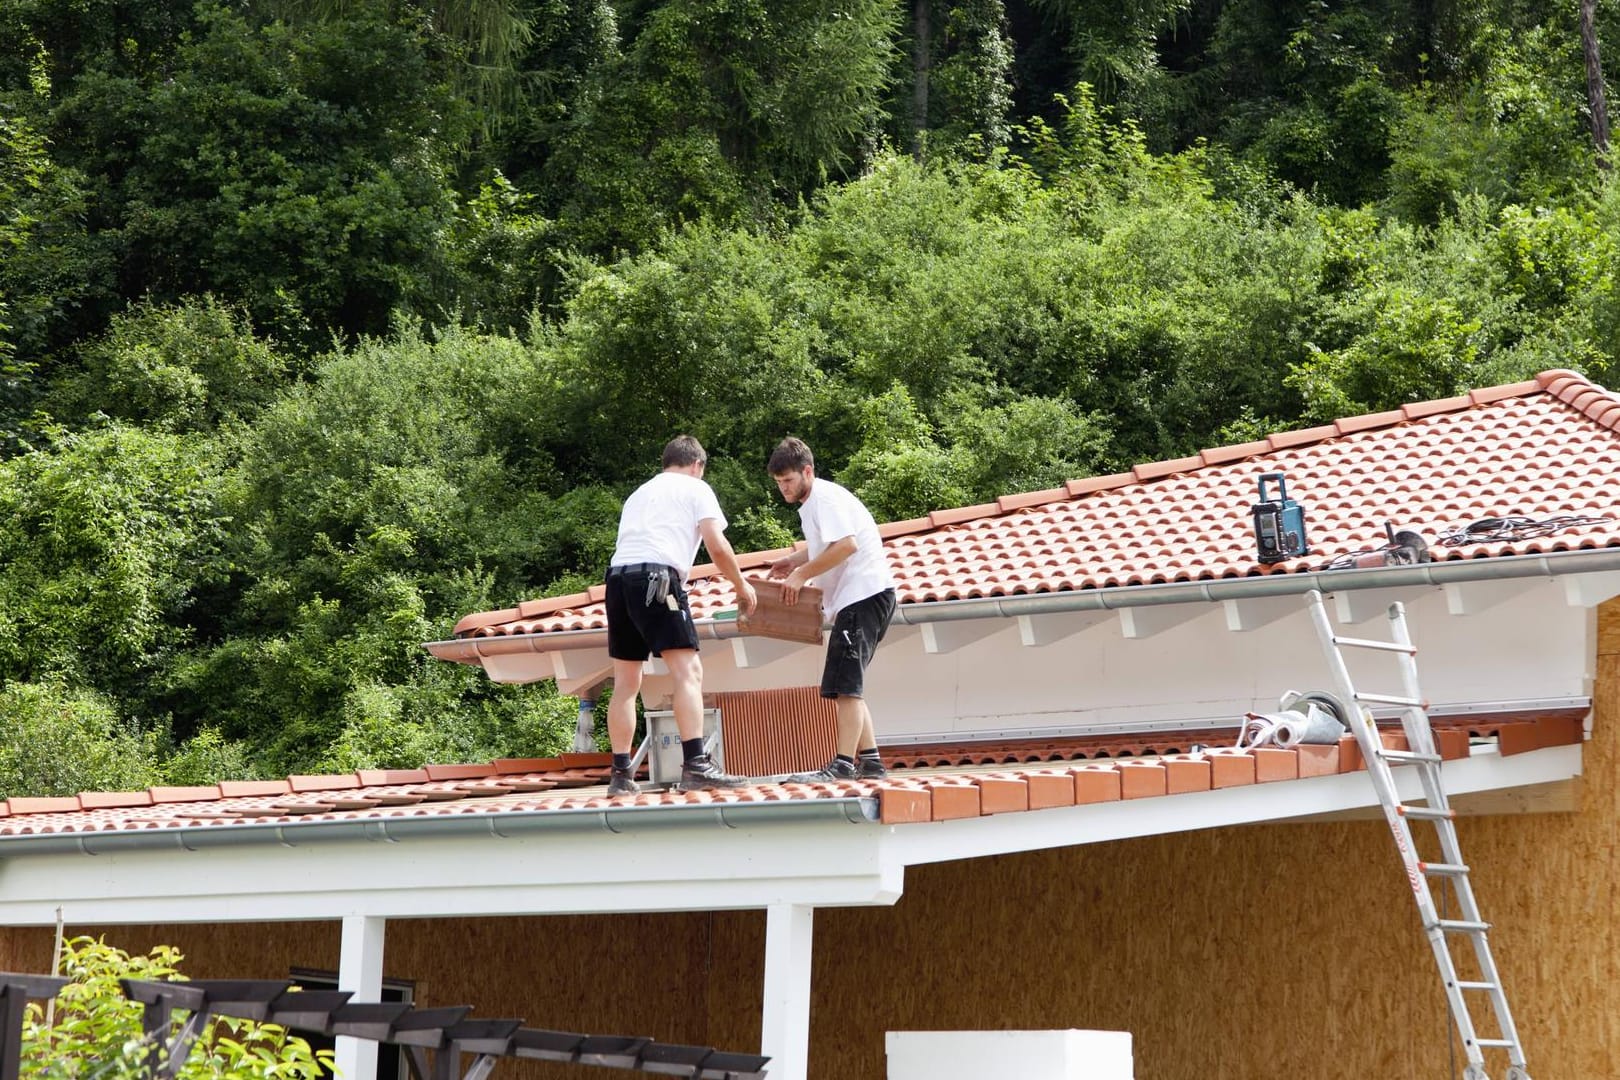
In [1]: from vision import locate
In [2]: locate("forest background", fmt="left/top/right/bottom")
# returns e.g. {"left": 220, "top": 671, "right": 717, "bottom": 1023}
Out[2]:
{"left": 1, "top": 0, "right": 1617, "bottom": 796}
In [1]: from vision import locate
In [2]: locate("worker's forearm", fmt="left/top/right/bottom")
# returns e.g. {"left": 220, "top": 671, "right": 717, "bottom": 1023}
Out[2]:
{"left": 799, "top": 536, "right": 857, "bottom": 579}
{"left": 711, "top": 542, "right": 751, "bottom": 593}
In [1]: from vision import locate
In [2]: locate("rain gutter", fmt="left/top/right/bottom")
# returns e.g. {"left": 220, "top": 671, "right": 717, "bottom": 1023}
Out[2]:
{"left": 0, "top": 797, "right": 878, "bottom": 859}
{"left": 424, "top": 547, "right": 1620, "bottom": 658}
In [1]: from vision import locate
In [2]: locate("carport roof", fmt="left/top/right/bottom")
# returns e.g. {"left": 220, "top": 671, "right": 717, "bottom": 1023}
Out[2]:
{"left": 0, "top": 709, "right": 1583, "bottom": 856}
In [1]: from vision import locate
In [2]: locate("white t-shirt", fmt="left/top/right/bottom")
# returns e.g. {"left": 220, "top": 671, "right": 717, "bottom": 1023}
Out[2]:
{"left": 611, "top": 471, "right": 725, "bottom": 579}
{"left": 798, "top": 478, "right": 893, "bottom": 619}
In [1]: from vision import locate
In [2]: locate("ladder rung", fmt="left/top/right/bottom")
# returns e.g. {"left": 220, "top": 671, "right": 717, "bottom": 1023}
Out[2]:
{"left": 1456, "top": 981, "right": 1499, "bottom": 991}
{"left": 1331, "top": 635, "right": 1417, "bottom": 654}
{"left": 1420, "top": 862, "right": 1469, "bottom": 876}
{"left": 1435, "top": 919, "right": 1491, "bottom": 933}
{"left": 1398, "top": 805, "right": 1455, "bottom": 820}
{"left": 1473, "top": 1039, "right": 1518, "bottom": 1048}
{"left": 1357, "top": 692, "right": 1425, "bottom": 706}
{"left": 1379, "top": 749, "right": 1443, "bottom": 764}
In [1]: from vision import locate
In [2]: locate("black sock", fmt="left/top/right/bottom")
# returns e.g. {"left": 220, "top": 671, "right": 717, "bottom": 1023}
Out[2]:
{"left": 836, "top": 753, "right": 856, "bottom": 767}
{"left": 612, "top": 753, "right": 631, "bottom": 772}
{"left": 682, "top": 737, "right": 705, "bottom": 762}
{"left": 858, "top": 747, "right": 881, "bottom": 761}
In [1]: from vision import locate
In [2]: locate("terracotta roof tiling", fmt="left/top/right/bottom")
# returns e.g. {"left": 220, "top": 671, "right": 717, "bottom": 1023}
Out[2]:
{"left": 447, "top": 370, "right": 1620, "bottom": 640}
{"left": 0, "top": 709, "right": 1582, "bottom": 844}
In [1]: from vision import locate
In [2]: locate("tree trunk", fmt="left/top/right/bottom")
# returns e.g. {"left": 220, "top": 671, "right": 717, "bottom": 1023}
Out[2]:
{"left": 1582, "top": 0, "right": 1612, "bottom": 169}
{"left": 913, "top": 0, "right": 930, "bottom": 157}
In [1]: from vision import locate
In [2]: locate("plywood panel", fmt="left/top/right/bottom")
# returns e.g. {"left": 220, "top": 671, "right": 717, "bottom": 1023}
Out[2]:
{"left": 1599, "top": 596, "right": 1620, "bottom": 657}
{"left": 788, "top": 650, "right": 1620, "bottom": 1080}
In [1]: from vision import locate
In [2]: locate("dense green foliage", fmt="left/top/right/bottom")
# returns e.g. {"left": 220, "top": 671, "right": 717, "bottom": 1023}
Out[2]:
{"left": 0, "top": 0, "right": 1616, "bottom": 793}
{"left": 22, "top": 936, "right": 331, "bottom": 1077}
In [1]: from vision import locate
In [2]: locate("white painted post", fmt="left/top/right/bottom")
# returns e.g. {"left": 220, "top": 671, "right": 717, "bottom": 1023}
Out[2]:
{"left": 335, "top": 914, "right": 387, "bottom": 1080}
{"left": 760, "top": 903, "right": 814, "bottom": 1080}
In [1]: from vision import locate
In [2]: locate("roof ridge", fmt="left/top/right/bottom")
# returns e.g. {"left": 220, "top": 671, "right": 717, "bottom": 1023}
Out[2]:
{"left": 1537, "top": 368, "right": 1620, "bottom": 429}
{"left": 867, "top": 372, "right": 1556, "bottom": 542}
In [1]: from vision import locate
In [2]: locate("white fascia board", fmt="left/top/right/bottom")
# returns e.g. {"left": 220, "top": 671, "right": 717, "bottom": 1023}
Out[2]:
{"left": 0, "top": 816, "right": 902, "bottom": 928}
{"left": 882, "top": 744, "right": 1583, "bottom": 867}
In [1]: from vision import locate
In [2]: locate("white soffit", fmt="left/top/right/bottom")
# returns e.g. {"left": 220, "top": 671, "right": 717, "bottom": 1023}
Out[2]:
{"left": 1563, "top": 570, "right": 1620, "bottom": 608}
{"left": 922, "top": 620, "right": 1005, "bottom": 655}
{"left": 478, "top": 651, "right": 554, "bottom": 684}
{"left": 1118, "top": 603, "right": 1214, "bottom": 640}
{"left": 1443, "top": 578, "right": 1540, "bottom": 617}
{"left": 1223, "top": 595, "right": 1300, "bottom": 632}
{"left": 551, "top": 648, "right": 614, "bottom": 696}
{"left": 1333, "top": 586, "right": 1423, "bottom": 625}
{"left": 1017, "top": 610, "right": 1110, "bottom": 647}
{"left": 730, "top": 636, "right": 804, "bottom": 669}
{"left": 442, "top": 552, "right": 1620, "bottom": 687}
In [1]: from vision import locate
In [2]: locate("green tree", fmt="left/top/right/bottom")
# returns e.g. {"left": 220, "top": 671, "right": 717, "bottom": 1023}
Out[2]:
{"left": 0, "top": 683, "right": 160, "bottom": 800}
{"left": 47, "top": 5, "right": 465, "bottom": 350}
{"left": 0, "top": 32, "right": 111, "bottom": 445}
{"left": 897, "top": 0, "right": 1016, "bottom": 154}
{"left": 174, "top": 323, "right": 581, "bottom": 772}
{"left": 543, "top": 0, "right": 897, "bottom": 253}
{"left": 1287, "top": 193, "right": 1615, "bottom": 420}
{"left": 1384, "top": 24, "right": 1598, "bottom": 224}
{"left": 51, "top": 297, "right": 288, "bottom": 434}
{"left": 0, "top": 425, "right": 227, "bottom": 696}
{"left": 261, "top": 0, "right": 534, "bottom": 127}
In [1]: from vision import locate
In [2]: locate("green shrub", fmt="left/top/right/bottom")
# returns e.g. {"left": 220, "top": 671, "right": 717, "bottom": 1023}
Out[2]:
{"left": 22, "top": 936, "right": 332, "bottom": 1078}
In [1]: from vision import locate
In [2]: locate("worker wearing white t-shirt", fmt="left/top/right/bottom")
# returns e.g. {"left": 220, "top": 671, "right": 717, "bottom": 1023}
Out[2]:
{"left": 604, "top": 436, "right": 757, "bottom": 795}
{"left": 767, "top": 437, "right": 898, "bottom": 782}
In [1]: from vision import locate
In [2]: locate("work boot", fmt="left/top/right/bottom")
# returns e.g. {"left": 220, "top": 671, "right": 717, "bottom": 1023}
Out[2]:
{"left": 678, "top": 755, "right": 751, "bottom": 791}
{"left": 786, "top": 757, "right": 859, "bottom": 783}
{"left": 606, "top": 769, "right": 640, "bottom": 797}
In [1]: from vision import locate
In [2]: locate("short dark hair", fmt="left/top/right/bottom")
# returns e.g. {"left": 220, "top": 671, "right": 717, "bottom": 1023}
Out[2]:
{"left": 768, "top": 437, "right": 814, "bottom": 475}
{"left": 662, "top": 435, "right": 707, "bottom": 469}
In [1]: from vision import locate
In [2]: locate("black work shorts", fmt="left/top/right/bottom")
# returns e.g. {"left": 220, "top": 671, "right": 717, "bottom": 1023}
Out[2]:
{"left": 605, "top": 564, "right": 700, "bottom": 661}
{"left": 820, "top": 588, "right": 897, "bottom": 699}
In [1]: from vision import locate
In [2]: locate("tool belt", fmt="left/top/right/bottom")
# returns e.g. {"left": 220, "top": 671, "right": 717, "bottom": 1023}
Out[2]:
{"left": 608, "top": 563, "right": 680, "bottom": 609}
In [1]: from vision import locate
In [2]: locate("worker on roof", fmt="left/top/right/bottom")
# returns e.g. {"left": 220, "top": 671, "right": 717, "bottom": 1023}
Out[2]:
{"left": 767, "top": 436, "right": 898, "bottom": 782}
{"left": 604, "top": 435, "right": 758, "bottom": 795}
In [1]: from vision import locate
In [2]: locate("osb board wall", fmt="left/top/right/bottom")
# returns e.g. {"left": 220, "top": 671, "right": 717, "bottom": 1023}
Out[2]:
{"left": 794, "top": 596, "right": 1620, "bottom": 1079}
{"left": 0, "top": 598, "right": 1614, "bottom": 1079}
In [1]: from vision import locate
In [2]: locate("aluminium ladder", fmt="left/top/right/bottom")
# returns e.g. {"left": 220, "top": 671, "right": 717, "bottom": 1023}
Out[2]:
{"left": 1304, "top": 589, "right": 1530, "bottom": 1080}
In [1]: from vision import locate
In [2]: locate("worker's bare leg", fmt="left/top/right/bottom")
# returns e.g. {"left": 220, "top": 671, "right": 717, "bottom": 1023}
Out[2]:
{"left": 607, "top": 658, "right": 644, "bottom": 755}
{"left": 835, "top": 694, "right": 866, "bottom": 758}
{"left": 661, "top": 648, "right": 705, "bottom": 742}
{"left": 855, "top": 697, "right": 877, "bottom": 753}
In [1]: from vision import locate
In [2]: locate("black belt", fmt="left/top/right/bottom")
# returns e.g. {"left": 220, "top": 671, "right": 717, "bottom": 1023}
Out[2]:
{"left": 608, "top": 562, "right": 678, "bottom": 578}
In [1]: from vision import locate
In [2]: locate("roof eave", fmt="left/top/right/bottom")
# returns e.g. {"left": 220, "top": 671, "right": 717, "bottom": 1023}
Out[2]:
{"left": 0, "top": 796, "right": 879, "bottom": 859}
